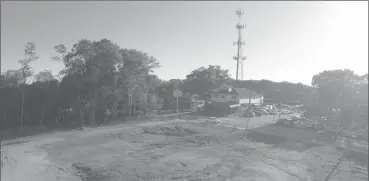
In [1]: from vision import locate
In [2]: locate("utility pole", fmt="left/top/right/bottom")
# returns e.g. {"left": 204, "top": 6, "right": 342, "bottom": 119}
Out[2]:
{"left": 233, "top": 9, "right": 247, "bottom": 81}
{"left": 352, "top": 91, "right": 360, "bottom": 128}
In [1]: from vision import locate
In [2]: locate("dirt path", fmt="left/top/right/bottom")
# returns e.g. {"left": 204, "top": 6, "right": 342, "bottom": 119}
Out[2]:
{"left": 1, "top": 136, "right": 81, "bottom": 181}
{"left": 1, "top": 123, "right": 144, "bottom": 181}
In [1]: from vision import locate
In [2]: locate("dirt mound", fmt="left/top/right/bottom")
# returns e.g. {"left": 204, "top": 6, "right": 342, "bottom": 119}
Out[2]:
{"left": 246, "top": 131, "right": 287, "bottom": 145}
{"left": 142, "top": 125, "right": 198, "bottom": 136}
{"left": 72, "top": 162, "right": 112, "bottom": 181}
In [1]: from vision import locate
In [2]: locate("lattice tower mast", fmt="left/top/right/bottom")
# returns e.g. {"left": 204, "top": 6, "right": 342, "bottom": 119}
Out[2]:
{"left": 233, "top": 10, "right": 247, "bottom": 80}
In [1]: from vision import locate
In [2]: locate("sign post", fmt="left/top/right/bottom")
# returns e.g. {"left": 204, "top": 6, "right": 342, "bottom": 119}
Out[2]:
{"left": 246, "top": 117, "right": 250, "bottom": 130}
{"left": 176, "top": 96, "right": 179, "bottom": 119}
{"left": 173, "top": 90, "right": 183, "bottom": 120}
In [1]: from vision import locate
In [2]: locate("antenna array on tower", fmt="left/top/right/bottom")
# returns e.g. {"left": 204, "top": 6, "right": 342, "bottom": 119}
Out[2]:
{"left": 233, "top": 9, "right": 247, "bottom": 81}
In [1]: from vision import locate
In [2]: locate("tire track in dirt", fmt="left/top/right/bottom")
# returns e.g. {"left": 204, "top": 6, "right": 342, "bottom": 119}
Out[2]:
{"left": 323, "top": 154, "right": 344, "bottom": 181}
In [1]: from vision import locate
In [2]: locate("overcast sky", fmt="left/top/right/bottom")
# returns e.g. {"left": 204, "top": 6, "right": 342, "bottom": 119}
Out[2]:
{"left": 1, "top": 1, "right": 368, "bottom": 85}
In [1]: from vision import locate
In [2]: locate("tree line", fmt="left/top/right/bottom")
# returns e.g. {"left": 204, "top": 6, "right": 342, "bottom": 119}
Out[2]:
{"left": 1, "top": 39, "right": 367, "bottom": 130}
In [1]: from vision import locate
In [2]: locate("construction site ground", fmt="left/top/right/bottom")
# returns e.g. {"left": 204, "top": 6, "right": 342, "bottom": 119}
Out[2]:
{"left": 1, "top": 115, "right": 368, "bottom": 181}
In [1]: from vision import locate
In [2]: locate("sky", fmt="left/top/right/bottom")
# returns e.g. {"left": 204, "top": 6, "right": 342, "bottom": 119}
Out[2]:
{"left": 1, "top": 1, "right": 368, "bottom": 85}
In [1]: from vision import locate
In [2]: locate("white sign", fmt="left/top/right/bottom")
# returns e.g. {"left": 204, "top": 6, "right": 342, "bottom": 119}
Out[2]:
{"left": 173, "top": 90, "right": 183, "bottom": 97}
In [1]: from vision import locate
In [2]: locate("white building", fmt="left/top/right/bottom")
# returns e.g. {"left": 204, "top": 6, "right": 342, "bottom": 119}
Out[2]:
{"left": 208, "top": 85, "right": 263, "bottom": 105}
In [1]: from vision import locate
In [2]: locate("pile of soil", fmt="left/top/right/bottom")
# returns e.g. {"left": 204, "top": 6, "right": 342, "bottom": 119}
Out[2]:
{"left": 142, "top": 125, "right": 198, "bottom": 137}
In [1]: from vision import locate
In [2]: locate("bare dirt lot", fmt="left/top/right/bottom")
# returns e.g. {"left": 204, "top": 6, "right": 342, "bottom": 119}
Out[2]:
{"left": 1, "top": 117, "right": 368, "bottom": 181}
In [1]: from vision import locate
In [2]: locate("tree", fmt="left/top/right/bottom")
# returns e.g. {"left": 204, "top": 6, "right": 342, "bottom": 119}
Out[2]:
{"left": 54, "top": 39, "right": 161, "bottom": 125}
{"left": 55, "top": 39, "right": 125, "bottom": 126}
{"left": 120, "top": 65, "right": 146, "bottom": 116}
{"left": 1, "top": 70, "right": 24, "bottom": 88}
{"left": 311, "top": 69, "right": 368, "bottom": 127}
{"left": 1, "top": 38, "right": 166, "bottom": 130}
{"left": 18, "top": 42, "right": 38, "bottom": 128}
{"left": 83, "top": 39, "right": 124, "bottom": 125}
{"left": 117, "top": 49, "right": 160, "bottom": 116}
{"left": 0, "top": 71, "right": 23, "bottom": 129}
{"left": 57, "top": 74, "right": 89, "bottom": 127}
{"left": 34, "top": 70, "right": 55, "bottom": 82}
{"left": 183, "top": 65, "right": 231, "bottom": 99}
{"left": 145, "top": 94, "right": 163, "bottom": 119}
{"left": 3, "top": 40, "right": 368, "bottom": 133}
{"left": 158, "top": 79, "right": 184, "bottom": 109}
{"left": 311, "top": 69, "right": 360, "bottom": 108}
{"left": 53, "top": 41, "right": 91, "bottom": 127}
{"left": 52, "top": 44, "right": 67, "bottom": 62}
{"left": 28, "top": 79, "right": 59, "bottom": 127}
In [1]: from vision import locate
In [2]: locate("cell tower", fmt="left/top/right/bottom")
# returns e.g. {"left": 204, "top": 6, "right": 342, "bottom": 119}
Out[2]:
{"left": 233, "top": 9, "right": 247, "bottom": 81}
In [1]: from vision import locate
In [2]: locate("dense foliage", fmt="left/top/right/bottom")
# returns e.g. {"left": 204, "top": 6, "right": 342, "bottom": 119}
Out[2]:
{"left": 1, "top": 40, "right": 367, "bottom": 130}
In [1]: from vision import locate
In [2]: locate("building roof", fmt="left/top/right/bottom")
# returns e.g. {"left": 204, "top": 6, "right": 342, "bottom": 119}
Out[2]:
{"left": 175, "top": 91, "right": 204, "bottom": 101}
{"left": 234, "top": 88, "right": 263, "bottom": 97}
{"left": 209, "top": 85, "right": 238, "bottom": 95}
{"left": 230, "top": 104, "right": 241, "bottom": 108}
{"left": 209, "top": 86, "right": 263, "bottom": 97}
{"left": 210, "top": 85, "right": 263, "bottom": 97}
